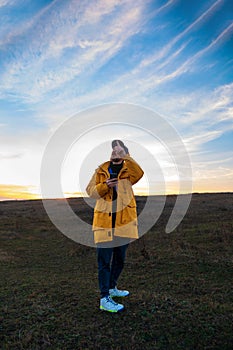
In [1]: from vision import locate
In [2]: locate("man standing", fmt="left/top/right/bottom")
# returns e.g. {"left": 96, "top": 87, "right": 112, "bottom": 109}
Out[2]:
{"left": 86, "top": 140, "right": 144, "bottom": 312}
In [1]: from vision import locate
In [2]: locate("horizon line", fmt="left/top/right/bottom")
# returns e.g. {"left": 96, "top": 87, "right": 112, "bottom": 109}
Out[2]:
{"left": 1, "top": 191, "right": 233, "bottom": 203}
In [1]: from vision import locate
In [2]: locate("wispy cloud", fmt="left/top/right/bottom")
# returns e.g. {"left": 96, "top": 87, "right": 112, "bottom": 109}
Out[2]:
{"left": 183, "top": 131, "right": 222, "bottom": 153}
{"left": 138, "top": 0, "right": 225, "bottom": 69}
{"left": 176, "top": 82, "right": 233, "bottom": 128}
{"left": 129, "top": 23, "right": 233, "bottom": 96}
{"left": 0, "top": 0, "right": 14, "bottom": 7}
{"left": 1, "top": 0, "right": 230, "bottom": 109}
{"left": 39, "top": 17, "right": 233, "bottom": 132}
{"left": 0, "top": 152, "right": 22, "bottom": 159}
{"left": 1, "top": 0, "right": 150, "bottom": 101}
{"left": 0, "top": 1, "right": 56, "bottom": 46}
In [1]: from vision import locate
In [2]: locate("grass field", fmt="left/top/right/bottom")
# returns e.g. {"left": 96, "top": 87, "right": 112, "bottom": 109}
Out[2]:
{"left": 0, "top": 193, "right": 233, "bottom": 349}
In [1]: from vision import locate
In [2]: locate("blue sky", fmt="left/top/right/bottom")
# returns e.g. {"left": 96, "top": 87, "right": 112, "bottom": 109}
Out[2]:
{"left": 0, "top": 0, "right": 232, "bottom": 200}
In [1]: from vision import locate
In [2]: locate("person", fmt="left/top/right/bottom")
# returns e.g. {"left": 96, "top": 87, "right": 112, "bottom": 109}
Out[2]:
{"left": 86, "top": 140, "right": 144, "bottom": 313}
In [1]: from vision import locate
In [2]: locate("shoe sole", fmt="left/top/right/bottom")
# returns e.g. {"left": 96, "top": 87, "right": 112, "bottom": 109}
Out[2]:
{"left": 100, "top": 306, "right": 124, "bottom": 313}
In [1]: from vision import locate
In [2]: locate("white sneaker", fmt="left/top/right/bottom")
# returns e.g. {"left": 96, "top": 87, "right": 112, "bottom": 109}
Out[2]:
{"left": 109, "top": 287, "right": 129, "bottom": 297}
{"left": 100, "top": 296, "right": 124, "bottom": 313}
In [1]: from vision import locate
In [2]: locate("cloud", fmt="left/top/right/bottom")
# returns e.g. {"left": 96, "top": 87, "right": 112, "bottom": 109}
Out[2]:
{"left": 0, "top": 152, "right": 22, "bottom": 159}
{"left": 81, "top": 20, "right": 232, "bottom": 105}
{"left": 176, "top": 82, "right": 233, "bottom": 128}
{"left": 183, "top": 131, "right": 223, "bottom": 152}
{"left": 0, "top": 1, "right": 55, "bottom": 46}
{"left": 0, "top": 127, "right": 50, "bottom": 188}
{"left": 0, "top": 0, "right": 150, "bottom": 101}
{"left": 0, "top": 0, "right": 14, "bottom": 7}
{"left": 1, "top": 0, "right": 230, "bottom": 110}
{"left": 129, "top": 23, "right": 233, "bottom": 97}
{"left": 138, "top": 0, "right": 225, "bottom": 69}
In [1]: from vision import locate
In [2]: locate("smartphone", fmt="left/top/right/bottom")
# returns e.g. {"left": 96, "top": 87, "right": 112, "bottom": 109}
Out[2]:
{"left": 110, "top": 172, "right": 118, "bottom": 179}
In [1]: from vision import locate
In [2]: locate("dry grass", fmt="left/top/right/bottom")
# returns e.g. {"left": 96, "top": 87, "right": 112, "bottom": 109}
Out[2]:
{"left": 0, "top": 193, "right": 233, "bottom": 349}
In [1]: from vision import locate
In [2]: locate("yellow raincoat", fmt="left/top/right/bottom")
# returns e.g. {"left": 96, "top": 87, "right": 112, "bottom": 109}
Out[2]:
{"left": 86, "top": 155, "right": 144, "bottom": 244}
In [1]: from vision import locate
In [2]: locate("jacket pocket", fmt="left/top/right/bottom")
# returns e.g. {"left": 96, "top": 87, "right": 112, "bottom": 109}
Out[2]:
{"left": 93, "top": 211, "right": 112, "bottom": 229}
{"left": 120, "top": 203, "right": 137, "bottom": 225}
{"left": 94, "top": 229, "right": 113, "bottom": 243}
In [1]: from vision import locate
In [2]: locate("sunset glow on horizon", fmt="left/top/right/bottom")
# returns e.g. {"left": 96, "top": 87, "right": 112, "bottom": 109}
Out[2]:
{"left": 1, "top": 180, "right": 232, "bottom": 202}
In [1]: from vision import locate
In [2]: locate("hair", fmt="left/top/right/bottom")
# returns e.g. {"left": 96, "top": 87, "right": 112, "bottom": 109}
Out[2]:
{"left": 111, "top": 140, "right": 129, "bottom": 154}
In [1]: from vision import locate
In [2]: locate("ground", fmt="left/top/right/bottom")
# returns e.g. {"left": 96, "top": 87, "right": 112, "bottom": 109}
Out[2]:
{"left": 0, "top": 193, "right": 232, "bottom": 349}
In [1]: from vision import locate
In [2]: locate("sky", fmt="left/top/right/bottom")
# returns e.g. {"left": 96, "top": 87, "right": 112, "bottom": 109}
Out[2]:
{"left": 0, "top": 0, "right": 233, "bottom": 200}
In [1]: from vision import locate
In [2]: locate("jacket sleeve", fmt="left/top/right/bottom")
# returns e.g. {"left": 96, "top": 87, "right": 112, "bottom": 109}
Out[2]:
{"left": 86, "top": 169, "right": 109, "bottom": 199}
{"left": 124, "top": 155, "right": 144, "bottom": 185}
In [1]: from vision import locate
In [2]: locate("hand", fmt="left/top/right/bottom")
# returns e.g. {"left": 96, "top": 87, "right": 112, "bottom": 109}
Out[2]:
{"left": 106, "top": 178, "right": 118, "bottom": 188}
{"left": 112, "top": 141, "right": 126, "bottom": 157}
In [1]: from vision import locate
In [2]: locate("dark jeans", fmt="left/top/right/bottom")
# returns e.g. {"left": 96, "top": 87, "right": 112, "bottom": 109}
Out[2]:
{"left": 97, "top": 239, "right": 129, "bottom": 298}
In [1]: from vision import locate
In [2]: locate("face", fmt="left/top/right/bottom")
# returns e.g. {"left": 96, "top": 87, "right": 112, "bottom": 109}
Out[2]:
{"left": 112, "top": 158, "right": 123, "bottom": 164}
{"left": 111, "top": 149, "right": 123, "bottom": 164}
